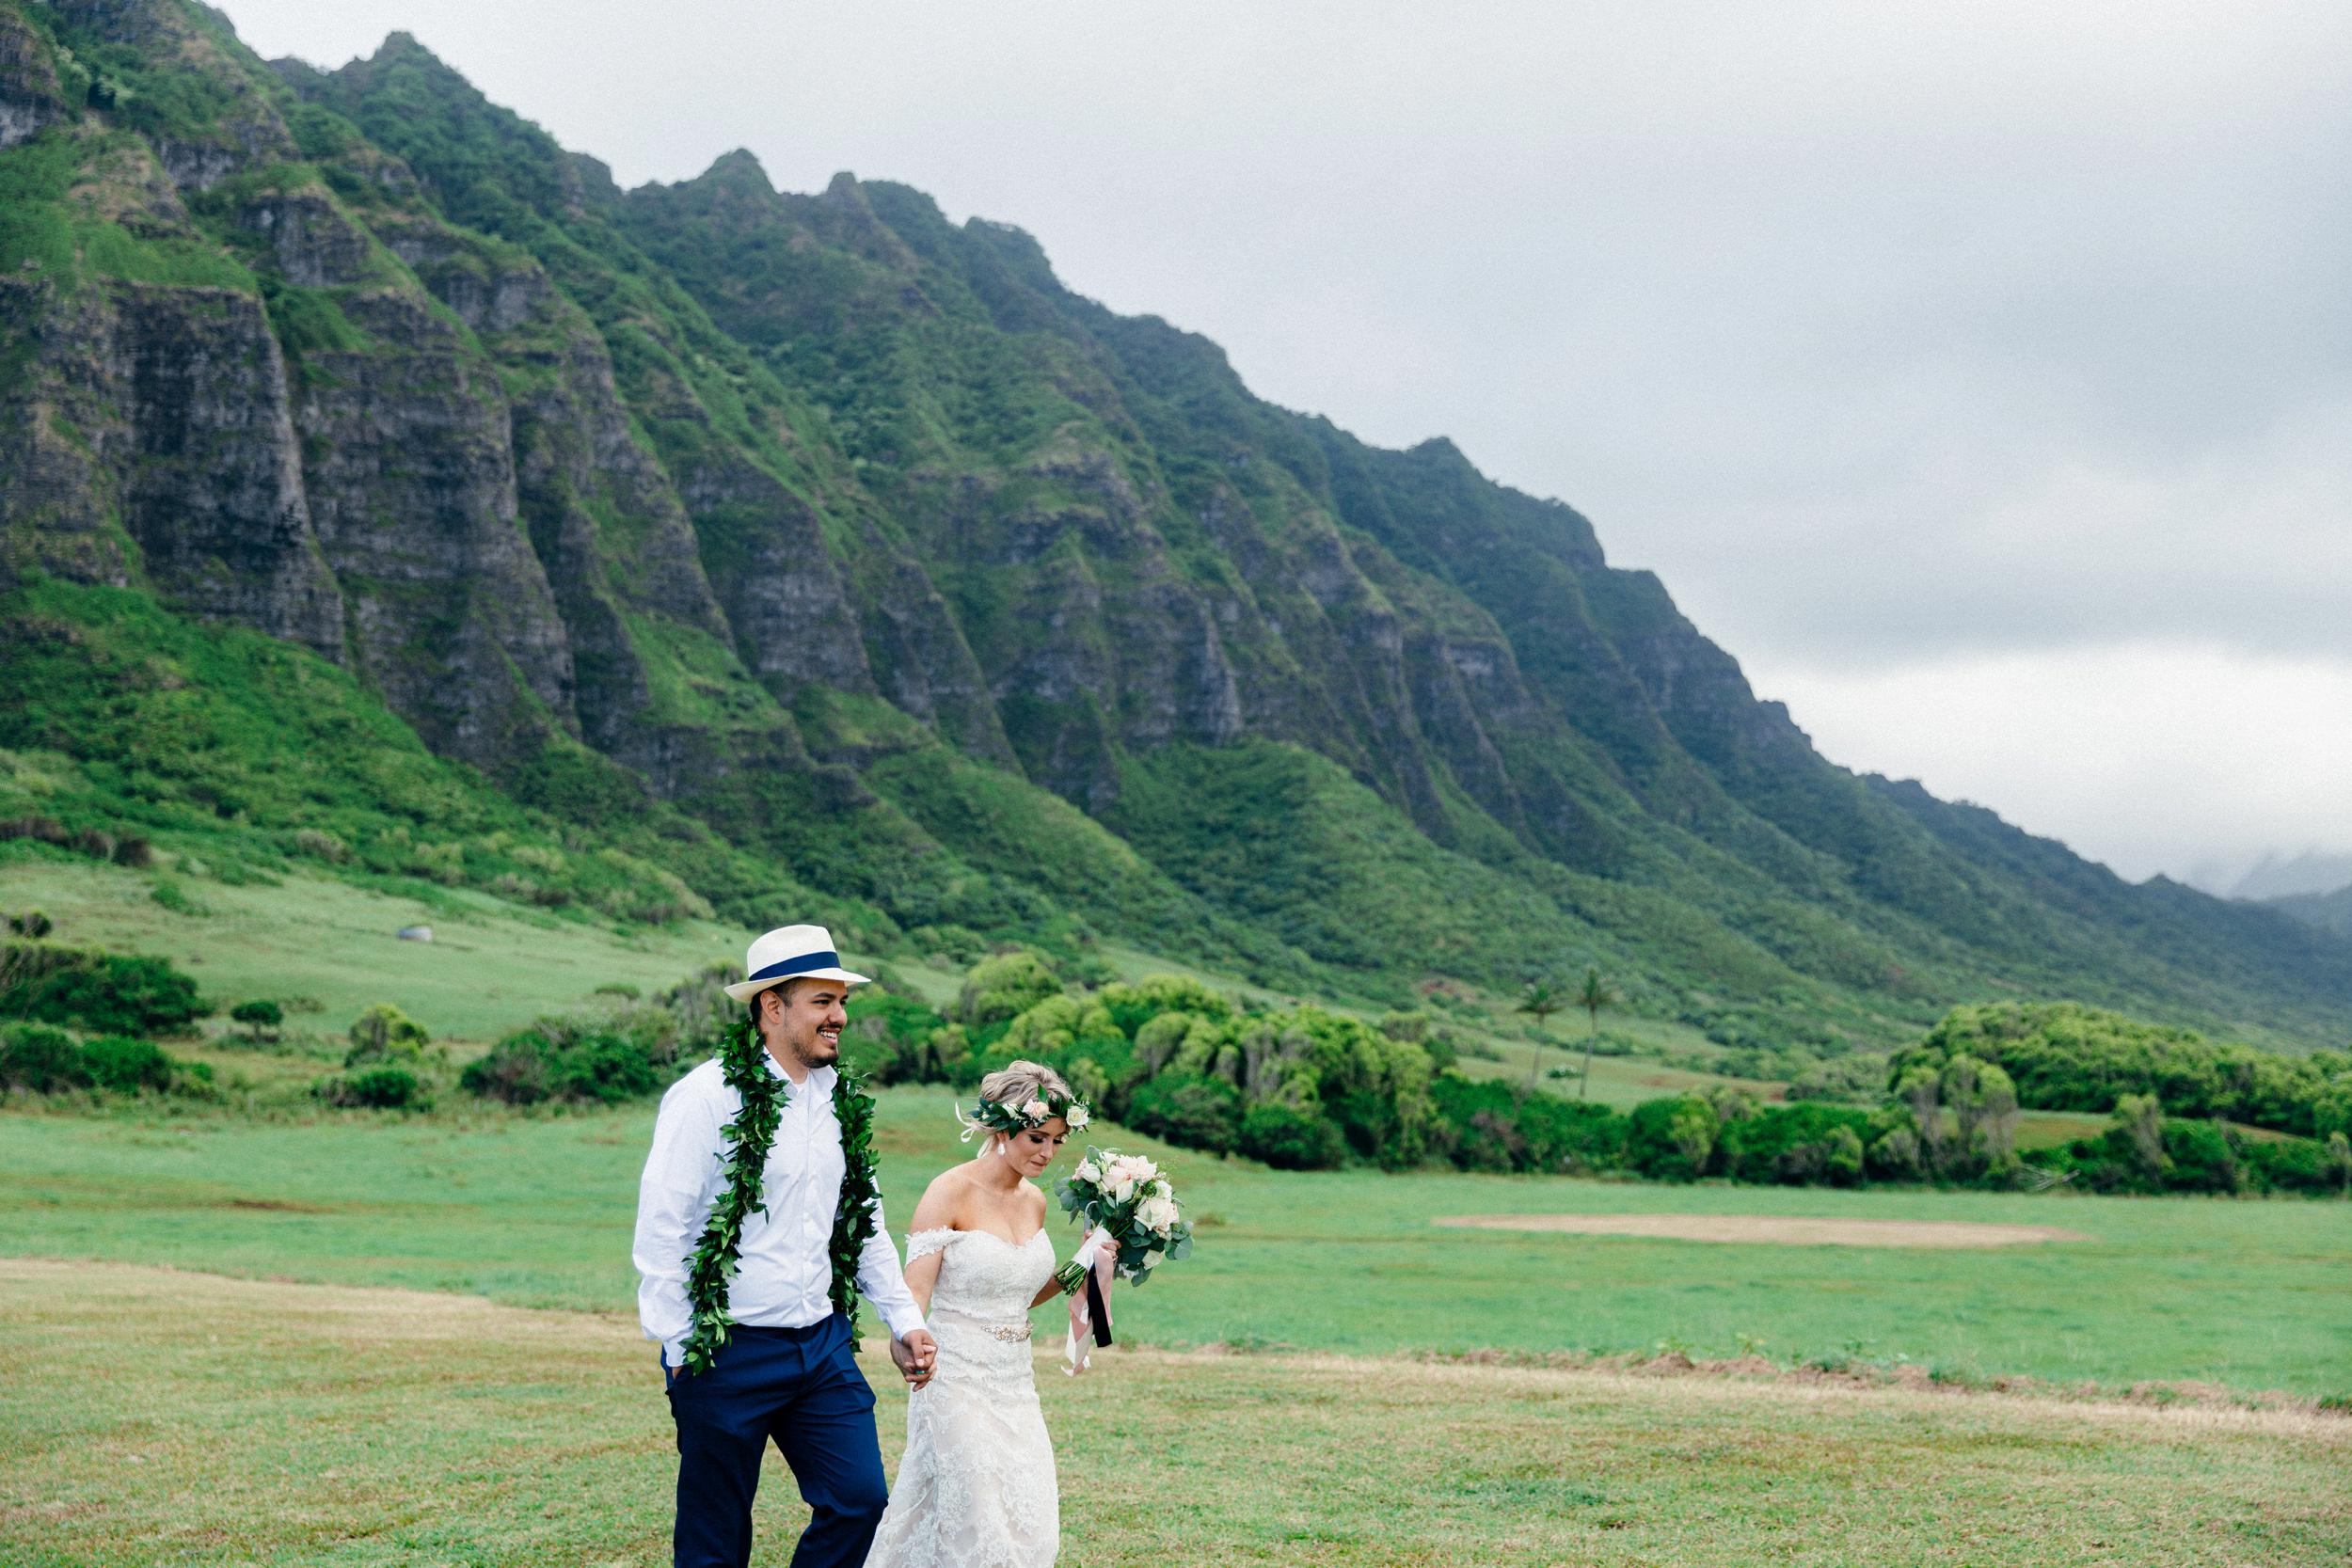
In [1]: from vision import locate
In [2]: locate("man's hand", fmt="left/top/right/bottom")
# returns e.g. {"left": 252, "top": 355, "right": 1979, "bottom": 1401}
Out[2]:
{"left": 891, "top": 1328, "right": 938, "bottom": 1390}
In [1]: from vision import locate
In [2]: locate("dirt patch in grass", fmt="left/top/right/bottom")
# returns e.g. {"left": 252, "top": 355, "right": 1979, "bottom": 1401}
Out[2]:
{"left": 1436, "top": 1213, "right": 2093, "bottom": 1247}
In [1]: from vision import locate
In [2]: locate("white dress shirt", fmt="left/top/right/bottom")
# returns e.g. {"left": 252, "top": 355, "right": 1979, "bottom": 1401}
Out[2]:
{"left": 633, "top": 1054, "right": 924, "bottom": 1367}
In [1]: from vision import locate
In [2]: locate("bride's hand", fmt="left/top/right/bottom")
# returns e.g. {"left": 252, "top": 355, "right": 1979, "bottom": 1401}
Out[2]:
{"left": 892, "top": 1328, "right": 938, "bottom": 1390}
{"left": 1076, "top": 1225, "right": 1116, "bottom": 1266}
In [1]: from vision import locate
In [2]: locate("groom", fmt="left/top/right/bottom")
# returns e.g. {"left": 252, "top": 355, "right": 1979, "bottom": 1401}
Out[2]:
{"left": 633, "top": 925, "right": 938, "bottom": 1568}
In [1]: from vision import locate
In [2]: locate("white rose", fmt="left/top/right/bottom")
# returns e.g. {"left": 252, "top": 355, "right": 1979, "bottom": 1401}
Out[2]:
{"left": 1137, "top": 1196, "right": 1179, "bottom": 1235}
{"left": 1151, "top": 1180, "right": 1171, "bottom": 1199}
{"left": 1067, "top": 1104, "right": 1090, "bottom": 1131}
{"left": 1074, "top": 1159, "right": 1102, "bottom": 1185}
{"left": 1108, "top": 1176, "right": 1136, "bottom": 1203}
{"left": 1022, "top": 1097, "right": 1049, "bottom": 1120}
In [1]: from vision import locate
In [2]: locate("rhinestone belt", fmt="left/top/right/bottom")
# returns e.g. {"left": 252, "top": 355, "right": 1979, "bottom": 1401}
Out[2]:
{"left": 938, "top": 1310, "right": 1034, "bottom": 1342}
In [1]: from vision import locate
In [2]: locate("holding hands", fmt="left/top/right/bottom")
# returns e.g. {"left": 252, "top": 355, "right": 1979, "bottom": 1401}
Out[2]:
{"left": 892, "top": 1327, "right": 939, "bottom": 1390}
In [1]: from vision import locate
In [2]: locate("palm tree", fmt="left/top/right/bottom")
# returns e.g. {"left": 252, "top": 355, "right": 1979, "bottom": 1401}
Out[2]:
{"left": 1573, "top": 968, "right": 1619, "bottom": 1101}
{"left": 1517, "top": 978, "right": 1562, "bottom": 1086}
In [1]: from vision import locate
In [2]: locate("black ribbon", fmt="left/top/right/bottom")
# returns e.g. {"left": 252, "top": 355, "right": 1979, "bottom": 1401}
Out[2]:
{"left": 1085, "top": 1267, "right": 1113, "bottom": 1347}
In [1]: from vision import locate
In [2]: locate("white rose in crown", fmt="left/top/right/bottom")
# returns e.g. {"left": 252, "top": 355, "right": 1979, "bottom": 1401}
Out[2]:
{"left": 1023, "top": 1097, "right": 1050, "bottom": 1120}
{"left": 1067, "top": 1104, "right": 1090, "bottom": 1131}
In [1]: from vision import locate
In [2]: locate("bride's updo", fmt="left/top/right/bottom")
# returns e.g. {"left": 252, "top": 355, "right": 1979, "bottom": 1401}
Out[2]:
{"left": 977, "top": 1059, "right": 1073, "bottom": 1112}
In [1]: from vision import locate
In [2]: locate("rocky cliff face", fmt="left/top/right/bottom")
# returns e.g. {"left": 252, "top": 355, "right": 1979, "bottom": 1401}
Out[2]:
{"left": 4, "top": 0, "right": 2346, "bottom": 1042}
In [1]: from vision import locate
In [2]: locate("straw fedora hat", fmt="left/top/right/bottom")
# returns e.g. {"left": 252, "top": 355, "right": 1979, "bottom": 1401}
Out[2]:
{"left": 722, "top": 924, "right": 871, "bottom": 1003}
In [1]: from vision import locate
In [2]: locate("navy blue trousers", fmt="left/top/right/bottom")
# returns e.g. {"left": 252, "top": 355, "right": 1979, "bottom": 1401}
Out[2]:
{"left": 665, "top": 1315, "right": 887, "bottom": 1568}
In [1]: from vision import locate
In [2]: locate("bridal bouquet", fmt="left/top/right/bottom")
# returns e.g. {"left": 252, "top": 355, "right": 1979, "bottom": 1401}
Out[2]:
{"left": 1054, "top": 1148, "right": 1194, "bottom": 1289}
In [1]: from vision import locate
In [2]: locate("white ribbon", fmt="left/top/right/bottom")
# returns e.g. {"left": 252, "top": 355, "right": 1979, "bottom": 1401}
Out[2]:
{"left": 1062, "top": 1227, "right": 1116, "bottom": 1376}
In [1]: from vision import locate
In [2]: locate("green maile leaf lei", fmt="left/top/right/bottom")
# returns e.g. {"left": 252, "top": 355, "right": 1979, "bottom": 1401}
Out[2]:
{"left": 678, "top": 1018, "right": 882, "bottom": 1376}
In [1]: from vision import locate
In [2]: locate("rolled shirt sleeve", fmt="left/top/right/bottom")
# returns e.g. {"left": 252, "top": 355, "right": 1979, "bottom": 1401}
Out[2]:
{"left": 633, "top": 1074, "right": 723, "bottom": 1367}
{"left": 855, "top": 1196, "right": 927, "bottom": 1342}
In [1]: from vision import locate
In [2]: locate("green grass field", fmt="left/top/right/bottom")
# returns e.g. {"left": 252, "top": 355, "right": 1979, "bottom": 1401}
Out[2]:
{"left": 5, "top": 1258, "right": 2344, "bottom": 1568}
{"left": 0, "top": 858, "right": 748, "bottom": 1041}
{"left": 6, "top": 1088, "right": 2347, "bottom": 1397}
{"left": 6, "top": 897, "right": 2349, "bottom": 1562}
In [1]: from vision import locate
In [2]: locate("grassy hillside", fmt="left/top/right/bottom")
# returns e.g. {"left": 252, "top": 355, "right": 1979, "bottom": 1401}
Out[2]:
{"left": 0, "top": 856, "right": 739, "bottom": 1040}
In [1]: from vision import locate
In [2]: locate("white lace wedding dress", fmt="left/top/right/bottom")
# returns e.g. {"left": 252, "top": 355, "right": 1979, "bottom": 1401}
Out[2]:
{"left": 864, "top": 1227, "right": 1060, "bottom": 1568}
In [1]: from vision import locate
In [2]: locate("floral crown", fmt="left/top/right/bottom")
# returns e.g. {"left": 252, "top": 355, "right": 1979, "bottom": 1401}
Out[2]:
{"left": 957, "top": 1088, "right": 1091, "bottom": 1143}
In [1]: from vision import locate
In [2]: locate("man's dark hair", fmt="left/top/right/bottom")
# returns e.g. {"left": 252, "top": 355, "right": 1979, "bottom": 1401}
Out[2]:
{"left": 745, "top": 977, "right": 815, "bottom": 1031}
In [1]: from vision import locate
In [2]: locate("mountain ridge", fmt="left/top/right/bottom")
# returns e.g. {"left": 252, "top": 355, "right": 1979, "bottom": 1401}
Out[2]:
{"left": 1, "top": 0, "right": 2345, "bottom": 1049}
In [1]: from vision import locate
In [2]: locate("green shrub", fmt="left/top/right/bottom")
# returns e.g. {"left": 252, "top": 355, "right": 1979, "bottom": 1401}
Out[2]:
{"left": 318, "top": 1066, "right": 427, "bottom": 1110}
{"left": 460, "top": 1033, "right": 551, "bottom": 1105}
{"left": 149, "top": 879, "right": 207, "bottom": 916}
{"left": 956, "top": 951, "right": 1063, "bottom": 1029}
{"left": 1626, "top": 1095, "right": 1719, "bottom": 1180}
{"left": 2022, "top": 1115, "right": 2338, "bottom": 1196}
{"left": 230, "top": 999, "right": 283, "bottom": 1039}
{"left": 1867, "top": 1124, "right": 1924, "bottom": 1180}
{"left": 0, "top": 944, "right": 208, "bottom": 1035}
{"left": 1125, "top": 1071, "right": 1242, "bottom": 1155}
{"left": 81, "top": 1035, "right": 175, "bottom": 1094}
{"left": 548, "top": 1032, "right": 660, "bottom": 1103}
{"left": 1785, "top": 1053, "right": 1887, "bottom": 1104}
{"left": 1430, "top": 1076, "right": 1626, "bottom": 1173}
{"left": 1718, "top": 1104, "right": 1878, "bottom": 1185}
{"left": 2159, "top": 1119, "right": 2243, "bottom": 1196}
{"left": 1097, "top": 975, "right": 1232, "bottom": 1038}
{"left": 293, "top": 827, "right": 351, "bottom": 863}
{"left": 346, "top": 1002, "right": 430, "bottom": 1065}
{"left": 461, "top": 1017, "right": 665, "bottom": 1105}
{"left": 0, "top": 1022, "right": 89, "bottom": 1092}
{"left": 1236, "top": 1101, "right": 1347, "bottom": 1170}
{"left": 2237, "top": 1133, "right": 2345, "bottom": 1196}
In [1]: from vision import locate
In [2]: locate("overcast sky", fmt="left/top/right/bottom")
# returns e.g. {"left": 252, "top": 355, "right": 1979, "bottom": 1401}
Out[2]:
{"left": 220, "top": 0, "right": 2352, "bottom": 892}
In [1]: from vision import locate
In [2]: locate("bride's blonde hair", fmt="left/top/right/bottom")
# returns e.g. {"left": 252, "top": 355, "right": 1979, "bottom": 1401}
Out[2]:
{"left": 976, "top": 1059, "right": 1073, "bottom": 1116}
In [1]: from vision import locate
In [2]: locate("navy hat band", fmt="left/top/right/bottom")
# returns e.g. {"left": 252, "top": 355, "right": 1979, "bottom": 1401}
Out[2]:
{"left": 748, "top": 949, "right": 843, "bottom": 983}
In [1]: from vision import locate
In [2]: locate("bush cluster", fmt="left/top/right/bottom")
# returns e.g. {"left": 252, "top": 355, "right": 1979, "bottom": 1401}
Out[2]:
{"left": 315, "top": 1065, "right": 429, "bottom": 1110}
{"left": 0, "top": 943, "right": 208, "bottom": 1035}
{"left": 834, "top": 959, "right": 2352, "bottom": 1196}
{"left": 459, "top": 1007, "right": 681, "bottom": 1105}
{"left": 1898, "top": 1002, "right": 2352, "bottom": 1139}
{"left": 0, "top": 815, "right": 152, "bottom": 867}
{"left": 2028, "top": 1100, "right": 2351, "bottom": 1196}
{"left": 0, "top": 1022, "right": 196, "bottom": 1097}
{"left": 849, "top": 957, "right": 1443, "bottom": 1172}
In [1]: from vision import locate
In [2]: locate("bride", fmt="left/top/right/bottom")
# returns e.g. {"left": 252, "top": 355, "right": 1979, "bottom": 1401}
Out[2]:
{"left": 864, "top": 1061, "right": 1104, "bottom": 1568}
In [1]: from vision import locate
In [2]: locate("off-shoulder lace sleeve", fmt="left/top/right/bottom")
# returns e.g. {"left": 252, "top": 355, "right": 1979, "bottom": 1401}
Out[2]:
{"left": 905, "top": 1227, "right": 966, "bottom": 1264}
